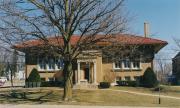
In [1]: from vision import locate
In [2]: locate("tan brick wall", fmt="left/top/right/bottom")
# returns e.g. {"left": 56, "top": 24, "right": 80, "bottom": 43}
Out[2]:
{"left": 25, "top": 65, "right": 37, "bottom": 79}
{"left": 25, "top": 64, "right": 62, "bottom": 81}
{"left": 96, "top": 56, "right": 103, "bottom": 83}
{"left": 101, "top": 62, "right": 152, "bottom": 81}
{"left": 39, "top": 72, "right": 62, "bottom": 81}
{"left": 102, "top": 63, "right": 113, "bottom": 82}
{"left": 25, "top": 55, "right": 152, "bottom": 83}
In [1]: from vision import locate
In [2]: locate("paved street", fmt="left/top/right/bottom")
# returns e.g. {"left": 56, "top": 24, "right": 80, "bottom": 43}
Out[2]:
{"left": 0, "top": 105, "right": 167, "bottom": 108}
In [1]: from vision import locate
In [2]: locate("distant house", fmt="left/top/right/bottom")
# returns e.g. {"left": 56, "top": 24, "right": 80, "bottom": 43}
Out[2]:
{"left": 13, "top": 34, "right": 167, "bottom": 86}
{"left": 5, "top": 59, "right": 25, "bottom": 80}
{"left": 0, "top": 49, "right": 25, "bottom": 80}
{"left": 172, "top": 52, "right": 180, "bottom": 84}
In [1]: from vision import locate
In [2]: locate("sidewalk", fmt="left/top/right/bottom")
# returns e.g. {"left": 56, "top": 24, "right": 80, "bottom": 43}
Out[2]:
{"left": 106, "top": 89, "right": 180, "bottom": 100}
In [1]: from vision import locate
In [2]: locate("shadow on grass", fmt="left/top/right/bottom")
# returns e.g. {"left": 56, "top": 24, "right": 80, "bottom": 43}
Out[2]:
{"left": 0, "top": 90, "right": 62, "bottom": 104}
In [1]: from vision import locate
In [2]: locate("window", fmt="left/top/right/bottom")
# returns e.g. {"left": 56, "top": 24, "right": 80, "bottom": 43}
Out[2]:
{"left": 132, "top": 61, "right": 140, "bottom": 69}
{"left": 116, "top": 77, "right": 121, "bottom": 81}
{"left": 114, "top": 61, "right": 122, "bottom": 69}
{"left": 39, "top": 58, "right": 46, "bottom": 70}
{"left": 56, "top": 58, "right": 63, "bottom": 69}
{"left": 48, "top": 58, "right": 55, "bottom": 70}
{"left": 134, "top": 76, "right": 140, "bottom": 81}
{"left": 113, "top": 58, "right": 141, "bottom": 70}
{"left": 38, "top": 56, "right": 63, "bottom": 71}
{"left": 18, "top": 64, "right": 24, "bottom": 71}
{"left": 123, "top": 59, "right": 131, "bottom": 69}
{"left": 124, "top": 76, "right": 131, "bottom": 81}
{"left": 48, "top": 77, "right": 54, "bottom": 81}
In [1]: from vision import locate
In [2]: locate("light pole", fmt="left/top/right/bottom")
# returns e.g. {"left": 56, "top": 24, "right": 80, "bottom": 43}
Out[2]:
{"left": 158, "top": 84, "right": 161, "bottom": 104}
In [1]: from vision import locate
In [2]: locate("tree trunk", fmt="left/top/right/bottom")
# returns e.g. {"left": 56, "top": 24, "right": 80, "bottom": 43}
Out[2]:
{"left": 63, "top": 60, "right": 73, "bottom": 101}
{"left": 10, "top": 69, "right": 14, "bottom": 87}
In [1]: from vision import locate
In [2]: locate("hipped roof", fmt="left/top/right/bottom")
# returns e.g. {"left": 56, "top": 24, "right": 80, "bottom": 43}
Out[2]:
{"left": 13, "top": 34, "right": 168, "bottom": 53}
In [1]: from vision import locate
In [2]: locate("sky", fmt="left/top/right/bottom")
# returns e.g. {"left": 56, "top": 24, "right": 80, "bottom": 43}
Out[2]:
{"left": 125, "top": 0, "right": 180, "bottom": 61}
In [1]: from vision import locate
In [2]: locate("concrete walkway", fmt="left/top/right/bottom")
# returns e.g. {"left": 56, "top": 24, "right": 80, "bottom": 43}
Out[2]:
{"left": 106, "top": 89, "right": 180, "bottom": 100}
{"left": 0, "top": 105, "right": 167, "bottom": 108}
{"left": 80, "top": 88, "right": 180, "bottom": 100}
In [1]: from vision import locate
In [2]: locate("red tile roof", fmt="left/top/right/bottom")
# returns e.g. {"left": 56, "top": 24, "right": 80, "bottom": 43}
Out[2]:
{"left": 13, "top": 34, "right": 167, "bottom": 49}
{"left": 114, "top": 34, "right": 167, "bottom": 45}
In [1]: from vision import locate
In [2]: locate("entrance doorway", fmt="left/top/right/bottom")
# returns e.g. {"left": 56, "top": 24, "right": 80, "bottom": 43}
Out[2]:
{"left": 84, "top": 67, "right": 89, "bottom": 82}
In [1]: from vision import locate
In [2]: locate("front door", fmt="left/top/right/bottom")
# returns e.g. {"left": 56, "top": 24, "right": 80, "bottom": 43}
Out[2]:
{"left": 84, "top": 67, "right": 89, "bottom": 82}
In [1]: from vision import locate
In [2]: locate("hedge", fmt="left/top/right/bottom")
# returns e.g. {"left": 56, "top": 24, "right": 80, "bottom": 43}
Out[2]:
{"left": 99, "top": 82, "right": 111, "bottom": 88}
{"left": 41, "top": 81, "right": 64, "bottom": 87}
{"left": 116, "top": 81, "right": 139, "bottom": 87}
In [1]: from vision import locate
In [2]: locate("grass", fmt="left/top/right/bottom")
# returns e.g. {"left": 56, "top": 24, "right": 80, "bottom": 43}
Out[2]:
{"left": 111, "top": 85, "right": 180, "bottom": 97}
{"left": 0, "top": 87, "right": 180, "bottom": 107}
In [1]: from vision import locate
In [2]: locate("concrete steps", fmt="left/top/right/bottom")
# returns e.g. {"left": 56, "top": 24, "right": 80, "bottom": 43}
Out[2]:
{"left": 73, "top": 83, "right": 98, "bottom": 89}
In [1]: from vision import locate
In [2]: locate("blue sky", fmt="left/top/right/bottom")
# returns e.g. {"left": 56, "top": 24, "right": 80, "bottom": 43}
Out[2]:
{"left": 125, "top": 0, "right": 180, "bottom": 60}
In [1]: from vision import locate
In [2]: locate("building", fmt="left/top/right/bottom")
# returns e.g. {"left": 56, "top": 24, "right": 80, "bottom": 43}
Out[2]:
{"left": 0, "top": 48, "right": 25, "bottom": 80}
{"left": 13, "top": 34, "right": 167, "bottom": 85}
{"left": 172, "top": 52, "right": 180, "bottom": 84}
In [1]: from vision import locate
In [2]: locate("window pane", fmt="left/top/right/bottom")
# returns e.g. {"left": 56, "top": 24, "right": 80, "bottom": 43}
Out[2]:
{"left": 134, "top": 76, "right": 140, "bottom": 81}
{"left": 116, "top": 77, "right": 121, "bottom": 81}
{"left": 114, "top": 61, "right": 121, "bottom": 69}
{"left": 48, "top": 77, "right": 54, "bottom": 81}
{"left": 48, "top": 57, "right": 55, "bottom": 69}
{"left": 39, "top": 58, "right": 46, "bottom": 70}
{"left": 125, "top": 76, "right": 131, "bottom": 81}
{"left": 123, "top": 59, "right": 130, "bottom": 68}
{"left": 56, "top": 58, "right": 63, "bottom": 69}
{"left": 133, "top": 61, "right": 140, "bottom": 69}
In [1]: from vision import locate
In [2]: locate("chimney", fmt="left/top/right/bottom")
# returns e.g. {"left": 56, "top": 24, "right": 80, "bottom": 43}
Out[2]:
{"left": 144, "top": 22, "right": 149, "bottom": 37}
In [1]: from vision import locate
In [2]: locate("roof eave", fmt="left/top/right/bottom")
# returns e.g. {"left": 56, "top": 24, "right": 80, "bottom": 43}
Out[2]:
{"left": 153, "top": 42, "right": 168, "bottom": 53}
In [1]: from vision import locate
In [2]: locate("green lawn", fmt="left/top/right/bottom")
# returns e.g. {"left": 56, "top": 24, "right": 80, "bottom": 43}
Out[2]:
{"left": 111, "top": 85, "right": 180, "bottom": 97}
{"left": 0, "top": 87, "right": 180, "bottom": 107}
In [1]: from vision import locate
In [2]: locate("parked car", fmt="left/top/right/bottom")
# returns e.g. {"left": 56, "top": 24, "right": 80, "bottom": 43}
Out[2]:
{"left": 0, "top": 81, "right": 4, "bottom": 86}
{"left": 0, "top": 77, "right": 7, "bottom": 82}
{"left": 0, "top": 77, "right": 7, "bottom": 86}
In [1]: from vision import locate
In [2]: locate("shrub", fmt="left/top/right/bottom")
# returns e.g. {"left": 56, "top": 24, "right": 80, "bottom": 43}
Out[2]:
{"left": 153, "top": 86, "right": 166, "bottom": 92}
{"left": 128, "top": 81, "right": 139, "bottom": 87}
{"left": 99, "top": 82, "right": 110, "bottom": 88}
{"left": 140, "top": 67, "right": 158, "bottom": 88}
{"left": 116, "top": 81, "right": 139, "bottom": 87}
{"left": 41, "top": 81, "right": 52, "bottom": 87}
{"left": 27, "top": 68, "right": 41, "bottom": 82}
{"left": 117, "top": 81, "right": 128, "bottom": 86}
{"left": 55, "top": 76, "right": 64, "bottom": 83}
{"left": 41, "top": 81, "right": 63, "bottom": 87}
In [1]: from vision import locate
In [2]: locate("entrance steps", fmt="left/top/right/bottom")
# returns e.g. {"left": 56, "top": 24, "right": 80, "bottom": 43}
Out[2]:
{"left": 73, "top": 83, "right": 98, "bottom": 89}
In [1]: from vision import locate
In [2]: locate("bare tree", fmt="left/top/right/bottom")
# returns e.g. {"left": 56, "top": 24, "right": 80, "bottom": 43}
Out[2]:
{"left": 0, "top": 47, "right": 11, "bottom": 77}
{"left": 0, "top": 0, "right": 128, "bottom": 100}
{"left": 0, "top": 46, "right": 18, "bottom": 87}
{"left": 8, "top": 50, "right": 18, "bottom": 87}
{"left": 155, "top": 53, "right": 172, "bottom": 84}
{"left": 172, "top": 38, "right": 180, "bottom": 83}
{"left": 174, "top": 38, "right": 180, "bottom": 51}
